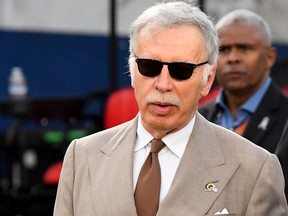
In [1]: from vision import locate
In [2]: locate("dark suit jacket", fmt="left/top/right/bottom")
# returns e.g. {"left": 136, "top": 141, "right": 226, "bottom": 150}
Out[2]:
{"left": 276, "top": 120, "right": 288, "bottom": 201}
{"left": 199, "top": 81, "right": 288, "bottom": 153}
{"left": 53, "top": 113, "right": 288, "bottom": 215}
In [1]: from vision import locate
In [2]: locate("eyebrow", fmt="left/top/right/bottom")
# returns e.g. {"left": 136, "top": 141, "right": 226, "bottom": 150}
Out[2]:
{"left": 219, "top": 43, "right": 254, "bottom": 51}
{"left": 220, "top": 43, "right": 253, "bottom": 48}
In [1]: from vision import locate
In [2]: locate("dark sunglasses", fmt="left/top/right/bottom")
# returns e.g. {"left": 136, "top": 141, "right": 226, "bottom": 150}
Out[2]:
{"left": 135, "top": 58, "right": 208, "bottom": 81}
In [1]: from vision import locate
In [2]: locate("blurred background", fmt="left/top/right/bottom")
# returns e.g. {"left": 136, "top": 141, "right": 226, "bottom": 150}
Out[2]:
{"left": 0, "top": 0, "right": 287, "bottom": 215}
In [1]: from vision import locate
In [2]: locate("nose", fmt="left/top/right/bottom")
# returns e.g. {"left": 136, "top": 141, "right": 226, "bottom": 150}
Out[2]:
{"left": 227, "top": 48, "right": 241, "bottom": 63}
{"left": 155, "top": 65, "right": 173, "bottom": 92}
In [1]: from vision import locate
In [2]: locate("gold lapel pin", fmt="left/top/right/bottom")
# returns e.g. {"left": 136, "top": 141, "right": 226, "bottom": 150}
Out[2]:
{"left": 205, "top": 182, "right": 218, "bottom": 192}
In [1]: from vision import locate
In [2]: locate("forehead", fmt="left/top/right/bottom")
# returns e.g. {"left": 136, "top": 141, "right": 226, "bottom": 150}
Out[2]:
{"left": 136, "top": 25, "right": 206, "bottom": 60}
{"left": 217, "top": 24, "right": 266, "bottom": 46}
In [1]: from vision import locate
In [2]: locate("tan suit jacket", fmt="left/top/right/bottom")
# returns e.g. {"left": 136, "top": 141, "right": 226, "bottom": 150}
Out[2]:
{"left": 54, "top": 112, "right": 288, "bottom": 216}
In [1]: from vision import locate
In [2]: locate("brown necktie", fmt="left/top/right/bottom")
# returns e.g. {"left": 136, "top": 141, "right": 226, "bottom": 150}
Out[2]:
{"left": 134, "top": 139, "right": 166, "bottom": 216}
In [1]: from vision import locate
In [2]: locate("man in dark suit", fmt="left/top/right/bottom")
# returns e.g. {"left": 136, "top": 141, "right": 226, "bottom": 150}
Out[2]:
{"left": 276, "top": 120, "right": 288, "bottom": 201}
{"left": 54, "top": 2, "right": 287, "bottom": 215}
{"left": 199, "top": 9, "right": 288, "bottom": 153}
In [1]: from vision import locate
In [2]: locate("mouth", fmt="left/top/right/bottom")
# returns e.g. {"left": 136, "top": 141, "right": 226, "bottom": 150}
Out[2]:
{"left": 150, "top": 102, "right": 176, "bottom": 115}
{"left": 224, "top": 71, "right": 244, "bottom": 79}
{"left": 154, "top": 101, "right": 172, "bottom": 106}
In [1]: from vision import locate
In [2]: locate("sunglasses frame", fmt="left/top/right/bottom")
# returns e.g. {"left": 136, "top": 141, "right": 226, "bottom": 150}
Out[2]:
{"left": 135, "top": 58, "right": 208, "bottom": 81}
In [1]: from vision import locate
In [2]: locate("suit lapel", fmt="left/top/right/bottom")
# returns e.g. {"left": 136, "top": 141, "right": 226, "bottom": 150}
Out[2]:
{"left": 159, "top": 113, "right": 239, "bottom": 215}
{"left": 86, "top": 117, "right": 138, "bottom": 215}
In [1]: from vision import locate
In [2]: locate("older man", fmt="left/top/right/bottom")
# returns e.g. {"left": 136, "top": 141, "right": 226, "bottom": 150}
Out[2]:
{"left": 54, "top": 2, "right": 287, "bottom": 215}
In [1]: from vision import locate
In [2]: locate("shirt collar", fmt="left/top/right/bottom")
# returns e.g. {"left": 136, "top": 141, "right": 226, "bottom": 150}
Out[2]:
{"left": 135, "top": 114, "right": 195, "bottom": 158}
{"left": 216, "top": 77, "right": 271, "bottom": 113}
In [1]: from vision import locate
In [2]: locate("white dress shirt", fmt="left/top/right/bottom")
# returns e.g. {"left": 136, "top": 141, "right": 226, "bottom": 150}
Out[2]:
{"left": 133, "top": 114, "right": 195, "bottom": 202}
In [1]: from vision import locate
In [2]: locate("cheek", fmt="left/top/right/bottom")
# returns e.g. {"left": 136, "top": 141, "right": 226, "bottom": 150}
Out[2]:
{"left": 217, "top": 57, "right": 225, "bottom": 68}
{"left": 215, "top": 72, "right": 223, "bottom": 84}
{"left": 179, "top": 96, "right": 199, "bottom": 122}
{"left": 246, "top": 60, "right": 263, "bottom": 77}
{"left": 214, "top": 64, "right": 224, "bottom": 80}
{"left": 180, "top": 85, "right": 201, "bottom": 108}
{"left": 133, "top": 78, "right": 153, "bottom": 107}
{"left": 134, "top": 87, "right": 145, "bottom": 108}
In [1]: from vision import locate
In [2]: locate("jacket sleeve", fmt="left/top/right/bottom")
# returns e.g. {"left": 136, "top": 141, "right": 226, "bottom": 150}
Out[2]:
{"left": 245, "top": 154, "right": 288, "bottom": 215}
{"left": 53, "top": 140, "right": 76, "bottom": 216}
{"left": 276, "top": 120, "right": 288, "bottom": 200}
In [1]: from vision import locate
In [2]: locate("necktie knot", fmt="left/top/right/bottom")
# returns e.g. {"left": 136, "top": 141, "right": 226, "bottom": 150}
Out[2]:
{"left": 151, "top": 139, "right": 166, "bottom": 154}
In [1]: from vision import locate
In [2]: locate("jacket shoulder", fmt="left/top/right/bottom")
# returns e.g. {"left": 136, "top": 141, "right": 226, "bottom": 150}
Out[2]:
{"left": 71, "top": 118, "right": 136, "bottom": 150}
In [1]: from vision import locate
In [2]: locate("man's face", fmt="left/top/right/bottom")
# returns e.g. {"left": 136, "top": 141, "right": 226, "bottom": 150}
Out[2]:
{"left": 131, "top": 25, "right": 215, "bottom": 138}
{"left": 216, "top": 24, "right": 275, "bottom": 96}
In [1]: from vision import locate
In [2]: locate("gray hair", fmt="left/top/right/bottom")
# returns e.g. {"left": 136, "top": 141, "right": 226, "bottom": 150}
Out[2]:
{"left": 216, "top": 9, "right": 272, "bottom": 46}
{"left": 128, "top": 1, "right": 219, "bottom": 80}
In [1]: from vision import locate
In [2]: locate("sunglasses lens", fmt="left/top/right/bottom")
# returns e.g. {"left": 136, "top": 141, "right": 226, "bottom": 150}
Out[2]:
{"left": 136, "top": 59, "right": 162, "bottom": 77}
{"left": 136, "top": 58, "right": 197, "bottom": 80}
{"left": 169, "top": 63, "right": 193, "bottom": 80}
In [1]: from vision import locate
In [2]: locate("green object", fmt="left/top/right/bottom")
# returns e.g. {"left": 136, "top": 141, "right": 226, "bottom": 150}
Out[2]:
{"left": 67, "top": 129, "right": 86, "bottom": 141}
{"left": 43, "top": 131, "right": 65, "bottom": 143}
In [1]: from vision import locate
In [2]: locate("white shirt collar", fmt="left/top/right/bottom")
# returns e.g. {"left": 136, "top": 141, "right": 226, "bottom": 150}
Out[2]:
{"left": 135, "top": 114, "right": 196, "bottom": 158}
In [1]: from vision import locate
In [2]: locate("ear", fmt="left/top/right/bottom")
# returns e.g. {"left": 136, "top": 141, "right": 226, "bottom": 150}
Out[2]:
{"left": 200, "top": 65, "right": 216, "bottom": 97}
{"left": 266, "top": 47, "right": 276, "bottom": 69}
